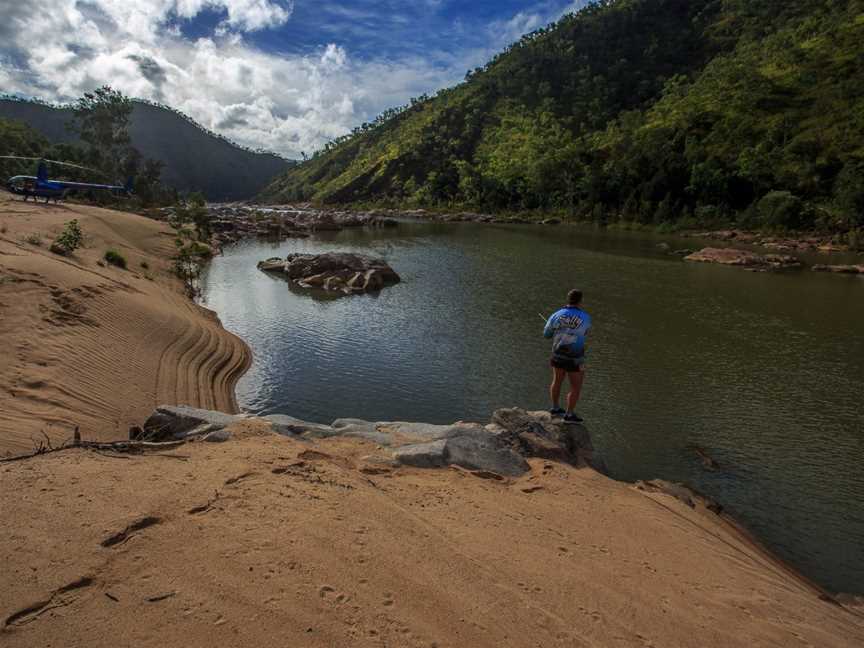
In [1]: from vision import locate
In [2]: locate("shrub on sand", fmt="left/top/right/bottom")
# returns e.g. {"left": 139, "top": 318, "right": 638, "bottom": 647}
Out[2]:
{"left": 104, "top": 249, "right": 127, "bottom": 269}
{"left": 50, "top": 220, "right": 84, "bottom": 256}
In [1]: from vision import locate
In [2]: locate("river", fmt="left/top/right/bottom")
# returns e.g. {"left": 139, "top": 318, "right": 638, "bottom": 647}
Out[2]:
{"left": 200, "top": 220, "right": 864, "bottom": 594}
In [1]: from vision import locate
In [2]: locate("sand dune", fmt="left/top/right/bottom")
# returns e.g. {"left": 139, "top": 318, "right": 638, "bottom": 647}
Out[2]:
{"left": 1, "top": 423, "right": 862, "bottom": 647}
{"left": 0, "top": 194, "right": 249, "bottom": 454}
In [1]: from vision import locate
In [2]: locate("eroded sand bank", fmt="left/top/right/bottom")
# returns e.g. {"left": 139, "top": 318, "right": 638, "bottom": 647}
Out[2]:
{"left": 0, "top": 194, "right": 250, "bottom": 454}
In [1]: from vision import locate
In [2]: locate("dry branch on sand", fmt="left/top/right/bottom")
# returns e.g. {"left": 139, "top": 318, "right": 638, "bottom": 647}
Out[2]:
{"left": 0, "top": 434, "right": 189, "bottom": 464}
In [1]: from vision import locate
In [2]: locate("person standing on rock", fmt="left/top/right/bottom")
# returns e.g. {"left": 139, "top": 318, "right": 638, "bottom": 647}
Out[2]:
{"left": 544, "top": 289, "right": 591, "bottom": 423}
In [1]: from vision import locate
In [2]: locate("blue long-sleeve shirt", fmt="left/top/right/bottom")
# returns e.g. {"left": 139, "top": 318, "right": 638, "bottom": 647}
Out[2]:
{"left": 544, "top": 306, "right": 591, "bottom": 358}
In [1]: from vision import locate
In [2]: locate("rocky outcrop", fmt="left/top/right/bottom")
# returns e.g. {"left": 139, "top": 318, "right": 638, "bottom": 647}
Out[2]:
{"left": 489, "top": 408, "right": 598, "bottom": 468}
{"left": 138, "top": 406, "right": 602, "bottom": 478}
{"left": 635, "top": 480, "right": 724, "bottom": 514}
{"left": 685, "top": 229, "right": 853, "bottom": 253}
{"left": 135, "top": 405, "right": 241, "bottom": 442}
{"left": 164, "top": 204, "right": 401, "bottom": 248}
{"left": 257, "top": 252, "right": 401, "bottom": 294}
{"left": 684, "top": 247, "right": 802, "bottom": 271}
{"left": 257, "top": 257, "right": 285, "bottom": 272}
{"left": 657, "top": 242, "right": 695, "bottom": 256}
{"left": 812, "top": 264, "right": 864, "bottom": 274}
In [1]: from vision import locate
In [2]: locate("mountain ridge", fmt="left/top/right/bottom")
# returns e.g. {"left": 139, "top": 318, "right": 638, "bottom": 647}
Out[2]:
{"left": 260, "top": 0, "right": 864, "bottom": 233}
{"left": 0, "top": 97, "right": 292, "bottom": 201}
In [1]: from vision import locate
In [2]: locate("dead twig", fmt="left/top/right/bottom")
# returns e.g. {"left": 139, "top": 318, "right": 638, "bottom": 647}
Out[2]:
{"left": 0, "top": 439, "right": 189, "bottom": 464}
{"left": 92, "top": 451, "right": 132, "bottom": 460}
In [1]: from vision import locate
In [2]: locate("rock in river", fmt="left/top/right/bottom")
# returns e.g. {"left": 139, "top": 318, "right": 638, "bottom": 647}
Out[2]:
{"left": 684, "top": 247, "right": 801, "bottom": 271}
{"left": 811, "top": 264, "right": 864, "bottom": 275}
{"left": 258, "top": 252, "right": 401, "bottom": 294}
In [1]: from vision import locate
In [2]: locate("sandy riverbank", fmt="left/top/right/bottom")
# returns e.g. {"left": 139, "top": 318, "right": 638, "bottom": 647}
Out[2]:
{"left": 2, "top": 195, "right": 863, "bottom": 647}
{"left": 0, "top": 193, "right": 250, "bottom": 455}
{"left": 2, "top": 420, "right": 863, "bottom": 647}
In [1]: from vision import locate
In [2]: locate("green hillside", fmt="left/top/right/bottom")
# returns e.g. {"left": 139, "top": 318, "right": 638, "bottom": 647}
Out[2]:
{"left": 0, "top": 98, "right": 292, "bottom": 201}
{"left": 261, "top": 0, "right": 864, "bottom": 232}
{"left": 0, "top": 117, "right": 49, "bottom": 162}
{"left": 0, "top": 117, "right": 51, "bottom": 179}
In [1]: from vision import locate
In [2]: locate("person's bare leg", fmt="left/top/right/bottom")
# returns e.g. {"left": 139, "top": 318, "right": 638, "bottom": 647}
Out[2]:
{"left": 550, "top": 367, "right": 566, "bottom": 409}
{"left": 566, "top": 370, "right": 585, "bottom": 413}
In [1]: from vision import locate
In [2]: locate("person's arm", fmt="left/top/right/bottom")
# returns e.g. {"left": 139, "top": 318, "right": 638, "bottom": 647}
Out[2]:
{"left": 543, "top": 312, "right": 557, "bottom": 339}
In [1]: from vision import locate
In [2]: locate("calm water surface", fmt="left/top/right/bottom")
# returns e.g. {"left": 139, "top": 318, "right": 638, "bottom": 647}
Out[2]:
{"left": 201, "top": 222, "right": 864, "bottom": 594}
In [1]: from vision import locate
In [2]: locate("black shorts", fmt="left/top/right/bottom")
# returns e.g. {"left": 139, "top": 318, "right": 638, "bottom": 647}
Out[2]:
{"left": 550, "top": 354, "right": 584, "bottom": 372}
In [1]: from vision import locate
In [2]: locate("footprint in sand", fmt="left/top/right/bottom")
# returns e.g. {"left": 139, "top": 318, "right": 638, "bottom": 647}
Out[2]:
{"left": 517, "top": 582, "right": 543, "bottom": 595}
{"left": 318, "top": 585, "right": 348, "bottom": 604}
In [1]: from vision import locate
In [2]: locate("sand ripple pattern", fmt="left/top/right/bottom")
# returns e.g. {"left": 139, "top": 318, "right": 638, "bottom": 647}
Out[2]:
{"left": 0, "top": 196, "right": 250, "bottom": 454}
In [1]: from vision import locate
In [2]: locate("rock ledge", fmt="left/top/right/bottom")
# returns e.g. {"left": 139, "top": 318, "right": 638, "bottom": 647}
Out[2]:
{"left": 139, "top": 406, "right": 603, "bottom": 477}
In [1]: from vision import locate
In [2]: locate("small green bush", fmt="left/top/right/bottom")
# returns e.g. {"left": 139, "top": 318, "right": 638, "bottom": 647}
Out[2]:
{"left": 756, "top": 191, "right": 804, "bottom": 229}
{"left": 51, "top": 219, "right": 84, "bottom": 255}
{"left": 833, "top": 163, "right": 864, "bottom": 228}
{"left": 186, "top": 241, "right": 213, "bottom": 258}
{"left": 104, "top": 249, "right": 127, "bottom": 269}
{"left": 24, "top": 233, "right": 42, "bottom": 246}
{"left": 140, "top": 260, "right": 150, "bottom": 270}
{"left": 846, "top": 228, "right": 863, "bottom": 252}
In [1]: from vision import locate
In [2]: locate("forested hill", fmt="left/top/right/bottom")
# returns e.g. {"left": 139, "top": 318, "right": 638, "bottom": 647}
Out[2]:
{"left": 260, "top": 0, "right": 864, "bottom": 232}
{"left": 0, "top": 99, "right": 291, "bottom": 201}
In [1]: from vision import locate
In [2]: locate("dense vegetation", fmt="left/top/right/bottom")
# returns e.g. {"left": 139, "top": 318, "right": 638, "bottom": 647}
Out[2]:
{"left": 261, "top": 0, "right": 864, "bottom": 233}
{"left": 0, "top": 96, "right": 292, "bottom": 201}
{"left": 0, "top": 118, "right": 79, "bottom": 181}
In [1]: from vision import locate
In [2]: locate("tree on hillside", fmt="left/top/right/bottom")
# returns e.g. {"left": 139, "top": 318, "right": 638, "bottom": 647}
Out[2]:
{"left": 69, "top": 87, "right": 174, "bottom": 206}
{"left": 72, "top": 86, "right": 133, "bottom": 174}
{"left": 0, "top": 118, "right": 49, "bottom": 178}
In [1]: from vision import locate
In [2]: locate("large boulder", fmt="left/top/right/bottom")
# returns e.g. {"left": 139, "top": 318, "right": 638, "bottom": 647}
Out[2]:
{"left": 684, "top": 247, "right": 801, "bottom": 271}
{"left": 390, "top": 429, "right": 529, "bottom": 477}
{"left": 307, "top": 212, "right": 341, "bottom": 231}
{"left": 635, "top": 480, "right": 723, "bottom": 514}
{"left": 489, "top": 408, "right": 599, "bottom": 470}
{"left": 442, "top": 428, "right": 530, "bottom": 476}
{"left": 258, "top": 252, "right": 401, "bottom": 294}
{"left": 392, "top": 440, "right": 449, "bottom": 469}
{"left": 264, "top": 414, "right": 334, "bottom": 439}
{"left": 137, "top": 405, "right": 242, "bottom": 442}
{"left": 257, "top": 257, "right": 286, "bottom": 272}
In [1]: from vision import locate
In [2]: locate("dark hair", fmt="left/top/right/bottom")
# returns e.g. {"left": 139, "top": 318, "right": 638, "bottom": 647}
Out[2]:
{"left": 567, "top": 289, "right": 583, "bottom": 306}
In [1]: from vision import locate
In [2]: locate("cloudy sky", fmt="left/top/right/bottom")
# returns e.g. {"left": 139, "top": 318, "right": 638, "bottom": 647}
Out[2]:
{"left": 0, "top": 0, "right": 590, "bottom": 158}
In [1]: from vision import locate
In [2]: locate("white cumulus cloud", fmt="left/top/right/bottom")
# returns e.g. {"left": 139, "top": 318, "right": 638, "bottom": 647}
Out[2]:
{"left": 0, "top": 0, "right": 591, "bottom": 158}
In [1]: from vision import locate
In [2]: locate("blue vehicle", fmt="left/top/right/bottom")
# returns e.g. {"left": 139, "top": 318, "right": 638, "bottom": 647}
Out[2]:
{"left": 3, "top": 157, "right": 133, "bottom": 203}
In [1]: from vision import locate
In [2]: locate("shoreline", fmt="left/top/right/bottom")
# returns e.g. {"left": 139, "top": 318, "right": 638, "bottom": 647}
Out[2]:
{"left": 0, "top": 193, "right": 251, "bottom": 455}
{"left": 213, "top": 201, "right": 863, "bottom": 264}
{"left": 260, "top": 199, "right": 861, "bottom": 245}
